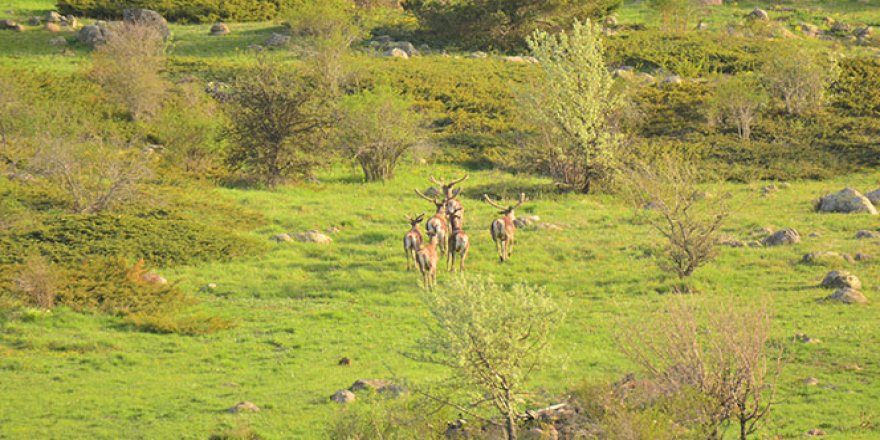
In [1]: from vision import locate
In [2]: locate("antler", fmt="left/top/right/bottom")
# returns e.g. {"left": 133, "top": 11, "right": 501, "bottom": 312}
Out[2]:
{"left": 483, "top": 194, "right": 507, "bottom": 210}
{"left": 429, "top": 176, "right": 444, "bottom": 186}
{"left": 448, "top": 174, "right": 469, "bottom": 186}
{"left": 414, "top": 188, "right": 439, "bottom": 204}
{"left": 449, "top": 187, "right": 462, "bottom": 200}
{"left": 416, "top": 213, "right": 425, "bottom": 221}
{"left": 512, "top": 192, "right": 527, "bottom": 210}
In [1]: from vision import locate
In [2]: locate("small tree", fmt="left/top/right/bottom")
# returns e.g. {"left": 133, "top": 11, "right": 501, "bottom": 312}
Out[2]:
{"left": 91, "top": 23, "right": 168, "bottom": 121}
{"left": 335, "top": 86, "right": 423, "bottom": 182}
{"left": 618, "top": 298, "right": 783, "bottom": 440}
{"left": 524, "top": 19, "right": 622, "bottom": 193}
{"left": 647, "top": 0, "right": 704, "bottom": 32}
{"left": 622, "top": 157, "right": 729, "bottom": 281}
{"left": 707, "top": 75, "right": 767, "bottom": 142}
{"left": 411, "top": 276, "right": 563, "bottom": 440}
{"left": 223, "top": 58, "right": 331, "bottom": 188}
{"left": 761, "top": 46, "right": 839, "bottom": 116}
{"left": 13, "top": 255, "right": 61, "bottom": 309}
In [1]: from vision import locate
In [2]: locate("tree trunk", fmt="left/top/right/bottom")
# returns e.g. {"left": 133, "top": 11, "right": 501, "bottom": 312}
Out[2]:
{"left": 506, "top": 410, "right": 517, "bottom": 440}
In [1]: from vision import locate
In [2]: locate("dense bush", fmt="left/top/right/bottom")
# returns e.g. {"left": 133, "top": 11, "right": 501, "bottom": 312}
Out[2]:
{"left": 605, "top": 31, "right": 760, "bottom": 75}
{"left": 833, "top": 57, "right": 880, "bottom": 117}
{"left": 57, "top": 0, "right": 289, "bottom": 23}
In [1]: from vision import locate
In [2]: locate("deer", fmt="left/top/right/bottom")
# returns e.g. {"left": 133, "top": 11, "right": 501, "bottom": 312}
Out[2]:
{"left": 483, "top": 192, "right": 526, "bottom": 263}
{"left": 430, "top": 174, "right": 469, "bottom": 225}
{"left": 446, "top": 207, "right": 470, "bottom": 272}
{"left": 414, "top": 188, "right": 449, "bottom": 256}
{"left": 416, "top": 232, "right": 440, "bottom": 290}
{"left": 403, "top": 213, "right": 425, "bottom": 271}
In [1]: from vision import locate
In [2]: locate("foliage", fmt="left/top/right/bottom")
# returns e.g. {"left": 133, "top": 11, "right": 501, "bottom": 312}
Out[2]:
{"left": 833, "top": 57, "right": 880, "bottom": 117}
{"left": 335, "top": 85, "right": 424, "bottom": 181}
{"left": 605, "top": 31, "right": 759, "bottom": 76}
{"left": 223, "top": 58, "right": 332, "bottom": 189}
{"left": 646, "top": 0, "right": 704, "bottom": 32}
{"left": 622, "top": 157, "right": 729, "bottom": 281}
{"left": 10, "top": 254, "right": 61, "bottom": 309}
{"left": 706, "top": 74, "right": 767, "bottom": 142}
{"left": 412, "top": 275, "right": 563, "bottom": 440}
{"left": 524, "top": 19, "right": 622, "bottom": 193}
{"left": 402, "top": 0, "right": 621, "bottom": 50}
{"left": 325, "top": 394, "right": 446, "bottom": 439}
{"left": 124, "top": 311, "right": 235, "bottom": 335}
{"left": 57, "top": 0, "right": 292, "bottom": 23}
{"left": 91, "top": 23, "right": 168, "bottom": 121}
{"left": 761, "top": 46, "right": 838, "bottom": 116}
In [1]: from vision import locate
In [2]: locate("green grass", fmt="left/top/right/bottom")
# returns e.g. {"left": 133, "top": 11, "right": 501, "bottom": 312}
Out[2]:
{"left": 2, "top": 163, "right": 879, "bottom": 438}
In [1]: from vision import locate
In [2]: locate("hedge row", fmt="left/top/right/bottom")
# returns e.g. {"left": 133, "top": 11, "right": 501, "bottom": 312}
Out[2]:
{"left": 56, "top": 0, "right": 290, "bottom": 23}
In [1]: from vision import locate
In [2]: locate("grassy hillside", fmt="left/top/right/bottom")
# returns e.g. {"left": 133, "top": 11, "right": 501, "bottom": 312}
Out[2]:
{"left": 1, "top": 0, "right": 879, "bottom": 438}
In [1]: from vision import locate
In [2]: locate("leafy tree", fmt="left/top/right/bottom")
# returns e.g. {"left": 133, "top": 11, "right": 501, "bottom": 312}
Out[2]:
{"left": 334, "top": 86, "right": 424, "bottom": 182}
{"left": 761, "top": 46, "right": 839, "bottom": 116}
{"left": 707, "top": 75, "right": 767, "bottom": 142}
{"left": 523, "top": 19, "right": 622, "bottom": 193}
{"left": 223, "top": 58, "right": 332, "bottom": 188}
{"left": 411, "top": 276, "right": 563, "bottom": 440}
{"left": 403, "top": 0, "right": 621, "bottom": 50}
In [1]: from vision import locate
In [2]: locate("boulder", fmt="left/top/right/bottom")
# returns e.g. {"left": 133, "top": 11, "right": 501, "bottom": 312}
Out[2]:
{"left": 271, "top": 233, "right": 293, "bottom": 243}
{"left": 10, "top": 24, "right": 24, "bottom": 32}
{"left": 0, "top": 20, "right": 17, "bottom": 30}
{"left": 827, "top": 287, "right": 868, "bottom": 304}
{"left": 831, "top": 21, "right": 853, "bottom": 34}
{"left": 717, "top": 234, "right": 745, "bottom": 247}
{"left": 210, "top": 22, "right": 230, "bottom": 36}
{"left": 855, "top": 253, "right": 872, "bottom": 262}
{"left": 514, "top": 215, "right": 540, "bottom": 228}
{"left": 265, "top": 33, "right": 290, "bottom": 47}
{"left": 820, "top": 270, "right": 861, "bottom": 290}
{"left": 77, "top": 24, "right": 111, "bottom": 46}
{"left": 294, "top": 230, "right": 332, "bottom": 244}
{"left": 387, "top": 41, "right": 418, "bottom": 57}
{"left": 62, "top": 16, "right": 78, "bottom": 28}
{"left": 141, "top": 273, "right": 168, "bottom": 285}
{"left": 866, "top": 188, "right": 880, "bottom": 205}
{"left": 330, "top": 389, "right": 356, "bottom": 404}
{"left": 372, "top": 35, "right": 392, "bottom": 43}
{"left": 226, "top": 401, "right": 260, "bottom": 413}
{"left": 28, "top": 16, "right": 41, "bottom": 26}
{"left": 350, "top": 379, "right": 405, "bottom": 397}
{"left": 762, "top": 228, "right": 800, "bottom": 246}
{"left": 49, "top": 36, "right": 67, "bottom": 46}
{"left": 383, "top": 47, "right": 408, "bottom": 58}
{"left": 45, "top": 22, "right": 61, "bottom": 32}
{"left": 802, "top": 251, "right": 853, "bottom": 265}
{"left": 199, "top": 283, "right": 218, "bottom": 293}
{"left": 807, "top": 429, "right": 827, "bottom": 436}
{"left": 45, "top": 11, "right": 62, "bottom": 23}
{"left": 696, "top": 21, "right": 709, "bottom": 31}
{"left": 817, "top": 188, "right": 877, "bottom": 214}
{"left": 855, "top": 26, "right": 873, "bottom": 39}
{"left": 504, "top": 56, "right": 527, "bottom": 63}
{"left": 123, "top": 8, "right": 170, "bottom": 40}
{"left": 749, "top": 8, "right": 769, "bottom": 21}
{"left": 855, "top": 230, "right": 880, "bottom": 239}
{"left": 468, "top": 51, "right": 488, "bottom": 59}
{"left": 799, "top": 22, "right": 820, "bottom": 37}
{"left": 337, "top": 357, "right": 351, "bottom": 366}
{"left": 662, "top": 75, "right": 683, "bottom": 84}
{"left": 804, "top": 377, "right": 819, "bottom": 386}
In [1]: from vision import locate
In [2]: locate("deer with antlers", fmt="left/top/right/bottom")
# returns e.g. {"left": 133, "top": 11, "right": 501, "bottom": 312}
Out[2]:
{"left": 403, "top": 213, "right": 425, "bottom": 271}
{"left": 416, "top": 232, "right": 440, "bottom": 289}
{"left": 414, "top": 189, "right": 449, "bottom": 257}
{"left": 483, "top": 193, "right": 527, "bottom": 262}
{"left": 446, "top": 207, "right": 470, "bottom": 272}
{"left": 430, "top": 174, "right": 469, "bottom": 225}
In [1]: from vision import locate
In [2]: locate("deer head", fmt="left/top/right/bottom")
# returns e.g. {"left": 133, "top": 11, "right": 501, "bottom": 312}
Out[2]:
{"left": 449, "top": 206, "right": 464, "bottom": 230}
{"left": 414, "top": 188, "right": 446, "bottom": 214}
{"left": 406, "top": 213, "right": 425, "bottom": 229}
{"left": 430, "top": 174, "right": 469, "bottom": 200}
{"left": 483, "top": 192, "right": 526, "bottom": 217}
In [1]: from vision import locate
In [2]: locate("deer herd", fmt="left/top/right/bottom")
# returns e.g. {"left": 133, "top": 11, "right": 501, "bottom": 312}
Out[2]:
{"left": 405, "top": 175, "right": 528, "bottom": 289}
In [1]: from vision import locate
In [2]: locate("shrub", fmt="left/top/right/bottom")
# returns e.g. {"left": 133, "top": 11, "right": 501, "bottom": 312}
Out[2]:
{"left": 833, "top": 57, "right": 880, "bottom": 117}
{"left": 647, "top": 0, "right": 705, "bottom": 32}
{"left": 57, "top": 0, "right": 290, "bottom": 23}
{"left": 761, "top": 46, "right": 838, "bottom": 116}
{"left": 335, "top": 85, "right": 424, "bottom": 181}
{"left": 706, "top": 74, "right": 767, "bottom": 142}
{"left": 223, "top": 58, "right": 332, "bottom": 188}
{"left": 523, "top": 19, "right": 622, "bottom": 193}
{"left": 124, "top": 311, "right": 235, "bottom": 335}
{"left": 11, "top": 255, "right": 61, "bottom": 309}
{"left": 605, "top": 31, "right": 759, "bottom": 76}
{"left": 402, "top": 0, "right": 621, "bottom": 50}
{"left": 91, "top": 23, "right": 168, "bottom": 121}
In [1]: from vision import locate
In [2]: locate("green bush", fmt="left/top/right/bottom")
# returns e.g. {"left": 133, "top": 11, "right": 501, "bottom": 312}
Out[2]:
{"left": 56, "top": 0, "right": 290, "bottom": 23}
{"left": 833, "top": 57, "right": 880, "bottom": 117}
{"left": 605, "top": 31, "right": 760, "bottom": 75}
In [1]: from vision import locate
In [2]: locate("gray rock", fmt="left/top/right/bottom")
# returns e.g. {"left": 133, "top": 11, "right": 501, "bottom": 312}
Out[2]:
{"left": 45, "top": 22, "right": 60, "bottom": 32}
{"left": 820, "top": 270, "right": 861, "bottom": 290}
{"left": 28, "top": 16, "right": 41, "bottom": 26}
{"left": 265, "top": 32, "right": 290, "bottom": 47}
{"left": 866, "top": 188, "right": 880, "bottom": 205}
{"left": 468, "top": 51, "right": 488, "bottom": 59}
{"left": 200, "top": 283, "right": 218, "bottom": 293}
{"left": 271, "top": 233, "right": 293, "bottom": 243}
{"left": 0, "top": 19, "right": 17, "bottom": 30}
{"left": 662, "top": 75, "right": 683, "bottom": 84}
{"left": 804, "top": 377, "right": 819, "bottom": 386}
{"left": 717, "top": 235, "right": 745, "bottom": 247}
{"left": 696, "top": 21, "right": 709, "bottom": 31}
{"left": 826, "top": 287, "right": 868, "bottom": 304}
{"left": 856, "top": 230, "right": 880, "bottom": 239}
{"left": 49, "top": 36, "right": 67, "bottom": 46}
{"left": 62, "top": 16, "right": 78, "bottom": 28}
{"left": 817, "top": 188, "right": 877, "bottom": 214}
{"left": 141, "top": 273, "right": 168, "bottom": 285}
{"left": 749, "top": 8, "right": 769, "bottom": 21}
{"left": 383, "top": 47, "right": 408, "bottom": 58}
{"left": 514, "top": 215, "right": 540, "bottom": 228}
{"left": 123, "top": 8, "right": 170, "bottom": 40}
{"left": 388, "top": 41, "right": 418, "bottom": 57}
{"left": 77, "top": 24, "right": 111, "bottom": 46}
{"left": 350, "top": 379, "right": 405, "bottom": 397}
{"left": 372, "top": 35, "right": 392, "bottom": 43}
{"left": 210, "top": 22, "right": 230, "bottom": 36}
{"left": 294, "top": 230, "right": 332, "bottom": 244}
{"left": 762, "top": 228, "right": 800, "bottom": 246}
{"left": 855, "top": 253, "right": 872, "bottom": 262}
{"left": 807, "top": 428, "right": 827, "bottom": 436}
{"left": 45, "top": 11, "right": 62, "bottom": 23}
{"left": 802, "top": 251, "right": 853, "bottom": 265}
{"left": 331, "top": 389, "right": 356, "bottom": 404}
{"left": 855, "top": 26, "right": 873, "bottom": 38}
{"left": 226, "top": 401, "right": 260, "bottom": 413}
{"left": 800, "top": 22, "right": 820, "bottom": 37}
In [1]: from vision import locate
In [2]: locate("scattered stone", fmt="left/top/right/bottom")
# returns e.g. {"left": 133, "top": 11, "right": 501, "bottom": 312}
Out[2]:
{"left": 468, "top": 51, "right": 488, "bottom": 59}
{"left": 325, "top": 226, "right": 341, "bottom": 234}
{"left": 246, "top": 44, "right": 263, "bottom": 51}
{"left": 855, "top": 26, "right": 873, "bottom": 39}
{"left": 294, "top": 230, "right": 332, "bottom": 244}
{"left": 200, "top": 283, "right": 218, "bottom": 293}
{"left": 756, "top": 226, "right": 775, "bottom": 235}
{"left": 808, "top": 232, "right": 821, "bottom": 238}
{"left": 141, "top": 272, "right": 167, "bottom": 285}
{"left": 637, "top": 72, "right": 655, "bottom": 82}
{"left": 0, "top": 19, "right": 17, "bottom": 30}
{"left": 804, "top": 377, "right": 819, "bottom": 386}
{"left": 795, "top": 333, "right": 821, "bottom": 344}
{"left": 536, "top": 223, "right": 564, "bottom": 231}
{"left": 604, "top": 16, "right": 618, "bottom": 27}
{"left": 372, "top": 34, "right": 392, "bottom": 43}
{"left": 49, "top": 36, "right": 67, "bottom": 46}
{"left": 800, "top": 22, "right": 820, "bottom": 37}
{"left": 265, "top": 32, "right": 290, "bottom": 47}
{"left": 820, "top": 270, "right": 861, "bottom": 290}
{"left": 28, "top": 16, "right": 41, "bottom": 26}
{"left": 866, "top": 188, "right": 880, "bottom": 205}
{"left": 45, "top": 11, "right": 62, "bottom": 23}
{"left": 802, "top": 251, "right": 853, "bottom": 265}
{"left": 806, "top": 428, "right": 826, "bottom": 436}
{"left": 762, "top": 228, "right": 800, "bottom": 246}
{"left": 210, "top": 22, "right": 230, "bottom": 36}
{"left": 855, "top": 253, "right": 872, "bottom": 262}
{"left": 826, "top": 287, "right": 868, "bottom": 304}
{"left": 504, "top": 56, "right": 527, "bottom": 63}
{"left": 523, "top": 425, "right": 559, "bottom": 440}
{"left": 77, "top": 24, "right": 111, "bottom": 46}
{"left": 62, "top": 16, "right": 78, "bottom": 29}
{"left": 696, "top": 21, "right": 709, "bottom": 31}
{"left": 387, "top": 41, "right": 418, "bottom": 57}
{"left": 823, "top": 16, "right": 835, "bottom": 27}
{"left": 123, "top": 8, "right": 170, "bottom": 39}
{"left": 226, "top": 401, "right": 260, "bottom": 413}
{"left": 662, "top": 75, "right": 683, "bottom": 84}
{"left": 749, "top": 8, "right": 770, "bottom": 21}
{"left": 523, "top": 56, "right": 539, "bottom": 64}
{"left": 338, "top": 357, "right": 351, "bottom": 366}
{"left": 613, "top": 68, "right": 634, "bottom": 79}
{"left": 817, "top": 188, "right": 878, "bottom": 214}
{"left": 855, "top": 230, "right": 880, "bottom": 239}
{"left": 514, "top": 215, "right": 540, "bottom": 228}
{"left": 271, "top": 233, "right": 293, "bottom": 243}
{"left": 45, "top": 22, "right": 60, "bottom": 32}
{"left": 350, "top": 379, "right": 405, "bottom": 397}
{"left": 383, "top": 47, "right": 408, "bottom": 58}
{"left": 761, "top": 183, "right": 780, "bottom": 195}
{"left": 717, "top": 235, "right": 745, "bottom": 247}
{"left": 331, "top": 389, "right": 356, "bottom": 404}
{"left": 832, "top": 21, "right": 853, "bottom": 34}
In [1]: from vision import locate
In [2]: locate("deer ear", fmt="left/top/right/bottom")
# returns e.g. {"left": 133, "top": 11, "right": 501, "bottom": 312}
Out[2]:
{"left": 451, "top": 187, "right": 462, "bottom": 199}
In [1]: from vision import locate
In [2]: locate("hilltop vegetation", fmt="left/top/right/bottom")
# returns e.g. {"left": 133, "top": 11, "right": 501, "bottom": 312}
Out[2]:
{"left": 0, "top": 0, "right": 879, "bottom": 438}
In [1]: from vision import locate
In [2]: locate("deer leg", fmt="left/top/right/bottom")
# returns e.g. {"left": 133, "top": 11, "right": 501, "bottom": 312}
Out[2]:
{"left": 508, "top": 236, "right": 514, "bottom": 259}
{"left": 494, "top": 237, "right": 502, "bottom": 261}
{"left": 460, "top": 247, "right": 468, "bottom": 272}
{"left": 405, "top": 247, "right": 412, "bottom": 271}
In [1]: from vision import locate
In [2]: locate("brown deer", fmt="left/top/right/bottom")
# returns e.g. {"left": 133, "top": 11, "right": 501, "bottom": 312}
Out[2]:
{"left": 447, "top": 207, "right": 470, "bottom": 272}
{"left": 414, "top": 188, "right": 448, "bottom": 256}
{"left": 416, "top": 232, "right": 440, "bottom": 289}
{"left": 483, "top": 193, "right": 526, "bottom": 262}
{"left": 430, "top": 175, "right": 469, "bottom": 225}
{"left": 403, "top": 213, "right": 424, "bottom": 271}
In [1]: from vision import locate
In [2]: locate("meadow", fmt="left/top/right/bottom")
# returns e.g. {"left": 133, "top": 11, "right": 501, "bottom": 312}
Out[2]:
{"left": 1, "top": 0, "right": 879, "bottom": 438}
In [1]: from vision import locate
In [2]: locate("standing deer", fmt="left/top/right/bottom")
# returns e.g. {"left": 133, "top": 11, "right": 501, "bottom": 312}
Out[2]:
{"left": 447, "top": 207, "right": 470, "bottom": 272}
{"left": 414, "top": 188, "right": 449, "bottom": 256}
{"left": 483, "top": 193, "right": 527, "bottom": 262}
{"left": 416, "top": 232, "right": 440, "bottom": 289}
{"left": 430, "top": 175, "right": 469, "bottom": 225}
{"left": 403, "top": 213, "right": 424, "bottom": 271}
